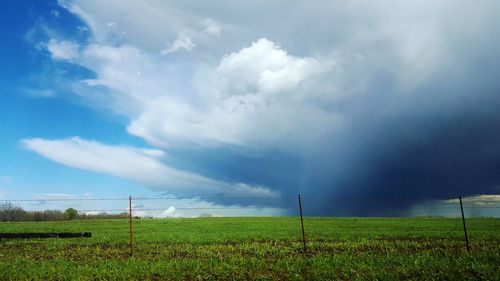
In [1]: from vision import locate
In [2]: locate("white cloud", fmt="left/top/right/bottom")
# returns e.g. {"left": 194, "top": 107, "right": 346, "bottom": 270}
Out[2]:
{"left": 444, "top": 195, "right": 500, "bottom": 205}
{"left": 21, "top": 137, "right": 279, "bottom": 198}
{"left": 126, "top": 38, "right": 336, "bottom": 149}
{"left": 47, "top": 39, "right": 79, "bottom": 60}
{"left": 21, "top": 137, "right": 200, "bottom": 190}
{"left": 48, "top": 2, "right": 341, "bottom": 152}
{"left": 156, "top": 206, "right": 182, "bottom": 218}
{"left": 199, "top": 18, "right": 221, "bottom": 36}
{"left": 58, "top": 0, "right": 190, "bottom": 49}
{"left": 55, "top": 36, "right": 338, "bottom": 149}
{"left": 161, "top": 33, "right": 195, "bottom": 55}
{"left": 217, "top": 38, "right": 333, "bottom": 95}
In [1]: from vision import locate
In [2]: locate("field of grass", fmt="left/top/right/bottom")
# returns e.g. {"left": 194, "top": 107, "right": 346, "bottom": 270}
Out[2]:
{"left": 0, "top": 217, "right": 498, "bottom": 280}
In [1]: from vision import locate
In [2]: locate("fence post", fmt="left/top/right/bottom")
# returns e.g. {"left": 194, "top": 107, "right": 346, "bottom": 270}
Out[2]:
{"left": 298, "top": 193, "right": 307, "bottom": 253}
{"left": 459, "top": 196, "right": 470, "bottom": 252}
{"left": 129, "top": 195, "right": 133, "bottom": 256}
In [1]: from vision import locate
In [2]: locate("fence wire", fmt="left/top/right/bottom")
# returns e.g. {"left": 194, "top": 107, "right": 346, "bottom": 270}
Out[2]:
{"left": 0, "top": 195, "right": 498, "bottom": 219}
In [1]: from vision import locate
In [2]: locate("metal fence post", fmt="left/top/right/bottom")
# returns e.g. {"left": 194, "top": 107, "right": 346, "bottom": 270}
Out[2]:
{"left": 129, "top": 195, "right": 133, "bottom": 256}
{"left": 459, "top": 196, "right": 470, "bottom": 252}
{"left": 298, "top": 193, "right": 307, "bottom": 253}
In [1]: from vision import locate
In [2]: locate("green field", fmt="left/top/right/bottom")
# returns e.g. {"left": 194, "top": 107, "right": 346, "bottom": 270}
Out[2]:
{"left": 0, "top": 217, "right": 498, "bottom": 280}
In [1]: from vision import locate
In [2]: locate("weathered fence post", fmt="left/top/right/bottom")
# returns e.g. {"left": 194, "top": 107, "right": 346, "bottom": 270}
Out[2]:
{"left": 459, "top": 196, "right": 470, "bottom": 252}
{"left": 298, "top": 193, "right": 307, "bottom": 253}
{"left": 129, "top": 195, "right": 133, "bottom": 256}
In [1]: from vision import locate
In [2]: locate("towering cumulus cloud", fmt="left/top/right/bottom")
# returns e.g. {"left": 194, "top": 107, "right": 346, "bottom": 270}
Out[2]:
{"left": 25, "top": 0, "right": 500, "bottom": 215}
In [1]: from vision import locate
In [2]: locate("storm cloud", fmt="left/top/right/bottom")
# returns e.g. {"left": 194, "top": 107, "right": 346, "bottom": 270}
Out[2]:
{"left": 26, "top": 0, "right": 500, "bottom": 215}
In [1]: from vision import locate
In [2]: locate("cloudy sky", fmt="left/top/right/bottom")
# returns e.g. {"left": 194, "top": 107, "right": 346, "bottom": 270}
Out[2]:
{"left": 1, "top": 0, "right": 499, "bottom": 216}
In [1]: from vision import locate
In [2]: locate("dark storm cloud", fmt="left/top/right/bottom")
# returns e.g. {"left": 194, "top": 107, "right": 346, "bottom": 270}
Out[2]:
{"left": 288, "top": 47, "right": 500, "bottom": 215}
{"left": 172, "top": 1, "right": 500, "bottom": 214}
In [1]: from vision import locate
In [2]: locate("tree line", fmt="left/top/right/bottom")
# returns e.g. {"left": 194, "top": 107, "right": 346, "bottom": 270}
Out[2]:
{"left": 0, "top": 202, "right": 128, "bottom": 222}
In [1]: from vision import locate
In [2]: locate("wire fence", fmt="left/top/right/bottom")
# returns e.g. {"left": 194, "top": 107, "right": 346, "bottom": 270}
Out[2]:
{"left": 0, "top": 194, "right": 499, "bottom": 254}
{"left": 1, "top": 194, "right": 500, "bottom": 215}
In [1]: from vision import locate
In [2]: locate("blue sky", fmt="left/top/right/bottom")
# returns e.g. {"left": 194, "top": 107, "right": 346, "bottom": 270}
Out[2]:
{"left": 1, "top": 0, "right": 499, "bottom": 217}
{"left": 0, "top": 1, "right": 152, "bottom": 203}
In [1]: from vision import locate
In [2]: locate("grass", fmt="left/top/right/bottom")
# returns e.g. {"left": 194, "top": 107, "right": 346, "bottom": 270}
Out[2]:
{"left": 0, "top": 217, "right": 498, "bottom": 280}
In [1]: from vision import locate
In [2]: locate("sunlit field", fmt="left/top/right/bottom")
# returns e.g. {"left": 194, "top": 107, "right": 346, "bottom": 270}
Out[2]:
{"left": 0, "top": 217, "right": 498, "bottom": 280}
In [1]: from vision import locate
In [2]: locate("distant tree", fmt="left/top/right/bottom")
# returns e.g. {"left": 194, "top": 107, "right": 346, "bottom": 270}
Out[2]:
{"left": 64, "top": 208, "right": 78, "bottom": 220}
{"left": 32, "top": 211, "right": 43, "bottom": 222}
{"left": 0, "top": 202, "right": 26, "bottom": 221}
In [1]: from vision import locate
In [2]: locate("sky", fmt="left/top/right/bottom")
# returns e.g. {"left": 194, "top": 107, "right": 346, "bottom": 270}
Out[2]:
{"left": 1, "top": 0, "right": 499, "bottom": 217}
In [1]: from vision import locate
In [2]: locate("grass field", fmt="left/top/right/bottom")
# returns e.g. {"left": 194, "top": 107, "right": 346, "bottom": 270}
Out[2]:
{"left": 0, "top": 217, "right": 498, "bottom": 280}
